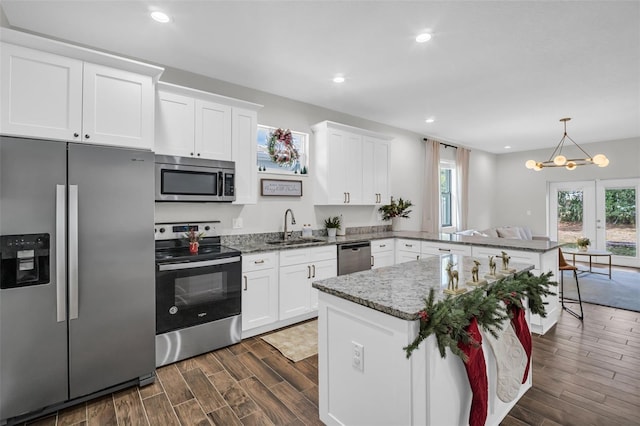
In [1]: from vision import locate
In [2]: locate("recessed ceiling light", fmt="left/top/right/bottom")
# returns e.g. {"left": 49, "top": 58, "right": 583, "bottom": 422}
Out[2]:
{"left": 504, "top": 145, "right": 512, "bottom": 149}
{"left": 415, "top": 33, "right": 432, "bottom": 43}
{"left": 151, "top": 11, "right": 170, "bottom": 23}
{"left": 333, "top": 75, "right": 345, "bottom": 83}
{"left": 425, "top": 118, "right": 435, "bottom": 123}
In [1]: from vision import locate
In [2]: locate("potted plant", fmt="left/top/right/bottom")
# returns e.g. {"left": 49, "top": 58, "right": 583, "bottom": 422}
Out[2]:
{"left": 185, "top": 229, "right": 205, "bottom": 254}
{"left": 576, "top": 236, "right": 590, "bottom": 251}
{"left": 324, "top": 216, "right": 341, "bottom": 238}
{"left": 378, "top": 197, "right": 413, "bottom": 230}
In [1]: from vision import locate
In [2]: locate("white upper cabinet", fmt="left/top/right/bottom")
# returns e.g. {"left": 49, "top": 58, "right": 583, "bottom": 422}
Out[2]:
{"left": 232, "top": 107, "right": 258, "bottom": 204}
{"left": 1, "top": 33, "right": 161, "bottom": 150}
{"left": 155, "top": 82, "right": 262, "bottom": 203}
{"left": 362, "top": 136, "right": 390, "bottom": 205}
{"left": 312, "top": 121, "right": 392, "bottom": 205}
{"left": 81, "top": 63, "right": 153, "bottom": 149}
{"left": 156, "top": 86, "right": 232, "bottom": 160}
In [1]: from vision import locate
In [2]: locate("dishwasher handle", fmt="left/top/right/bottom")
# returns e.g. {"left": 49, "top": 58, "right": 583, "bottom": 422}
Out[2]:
{"left": 339, "top": 242, "right": 371, "bottom": 251}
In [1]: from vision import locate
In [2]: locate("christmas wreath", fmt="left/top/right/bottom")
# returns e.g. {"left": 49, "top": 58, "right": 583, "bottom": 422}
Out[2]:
{"left": 267, "top": 128, "right": 299, "bottom": 168}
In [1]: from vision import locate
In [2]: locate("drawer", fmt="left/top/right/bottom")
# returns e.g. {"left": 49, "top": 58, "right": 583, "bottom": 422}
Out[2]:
{"left": 242, "top": 252, "right": 277, "bottom": 272}
{"left": 310, "top": 245, "right": 337, "bottom": 262}
{"left": 371, "top": 238, "right": 394, "bottom": 253}
{"left": 421, "top": 241, "right": 471, "bottom": 257}
{"left": 279, "top": 248, "right": 311, "bottom": 266}
{"left": 395, "top": 238, "right": 420, "bottom": 253}
{"left": 471, "top": 246, "right": 540, "bottom": 269}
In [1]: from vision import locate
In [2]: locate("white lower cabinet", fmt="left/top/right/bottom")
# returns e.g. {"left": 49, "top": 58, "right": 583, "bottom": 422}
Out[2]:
{"left": 395, "top": 239, "right": 421, "bottom": 264}
{"left": 279, "top": 246, "right": 337, "bottom": 320}
{"left": 242, "top": 253, "right": 278, "bottom": 332}
{"left": 420, "top": 241, "right": 472, "bottom": 257}
{"left": 371, "top": 238, "right": 395, "bottom": 269}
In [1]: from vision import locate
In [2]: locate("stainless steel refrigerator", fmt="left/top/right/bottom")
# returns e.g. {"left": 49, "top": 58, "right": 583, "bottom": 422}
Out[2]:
{"left": 0, "top": 136, "right": 156, "bottom": 422}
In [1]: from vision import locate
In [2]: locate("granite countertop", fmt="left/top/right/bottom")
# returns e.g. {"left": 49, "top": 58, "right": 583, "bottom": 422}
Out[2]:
{"left": 227, "top": 230, "right": 561, "bottom": 254}
{"left": 312, "top": 255, "right": 535, "bottom": 321}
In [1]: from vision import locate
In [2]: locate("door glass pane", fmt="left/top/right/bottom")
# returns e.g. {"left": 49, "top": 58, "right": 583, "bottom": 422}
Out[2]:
{"left": 604, "top": 188, "right": 636, "bottom": 257}
{"left": 557, "top": 190, "right": 584, "bottom": 246}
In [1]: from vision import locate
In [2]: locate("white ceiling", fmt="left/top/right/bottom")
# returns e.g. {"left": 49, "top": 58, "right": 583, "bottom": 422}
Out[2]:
{"left": 2, "top": 0, "right": 639, "bottom": 154}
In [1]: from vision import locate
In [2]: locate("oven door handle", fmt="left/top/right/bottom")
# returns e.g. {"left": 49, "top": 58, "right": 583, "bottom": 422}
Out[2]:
{"left": 158, "top": 256, "right": 241, "bottom": 271}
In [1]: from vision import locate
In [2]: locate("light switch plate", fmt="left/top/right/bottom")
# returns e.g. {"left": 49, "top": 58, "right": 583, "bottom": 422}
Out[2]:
{"left": 352, "top": 341, "right": 364, "bottom": 371}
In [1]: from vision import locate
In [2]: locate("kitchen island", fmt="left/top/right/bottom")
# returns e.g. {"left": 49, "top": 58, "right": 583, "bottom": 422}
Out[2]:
{"left": 312, "top": 255, "right": 535, "bottom": 426}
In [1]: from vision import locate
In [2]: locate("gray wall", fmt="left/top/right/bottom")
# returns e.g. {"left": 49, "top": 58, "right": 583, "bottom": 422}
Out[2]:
{"left": 492, "top": 137, "right": 640, "bottom": 236}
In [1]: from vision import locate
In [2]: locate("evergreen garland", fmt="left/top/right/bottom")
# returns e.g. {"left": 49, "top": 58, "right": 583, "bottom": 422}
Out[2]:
{"left": 403, "top": 271, "right": 557, "bottom": 362}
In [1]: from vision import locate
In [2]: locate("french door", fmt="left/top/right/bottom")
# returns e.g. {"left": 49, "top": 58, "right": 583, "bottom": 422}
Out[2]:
{"left": 549, "top": 179, "right": 639, "bottom": 267}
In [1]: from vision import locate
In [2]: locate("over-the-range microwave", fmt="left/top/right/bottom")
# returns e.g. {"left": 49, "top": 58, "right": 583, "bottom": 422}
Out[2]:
{"left": 155, "top": 155, "right": 235, "bottom": 202}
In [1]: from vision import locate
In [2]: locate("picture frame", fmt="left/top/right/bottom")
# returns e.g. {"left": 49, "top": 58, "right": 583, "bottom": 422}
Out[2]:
{"left": 260, "top": 179, "right": 303, "bottom": 197}
{"left": 257, "top": 125, "right": 309, "bottom": 175}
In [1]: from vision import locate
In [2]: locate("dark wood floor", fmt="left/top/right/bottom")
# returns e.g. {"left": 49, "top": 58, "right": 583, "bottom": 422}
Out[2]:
{"left": 20, "top": 270, "right": 640, "bottom": 425}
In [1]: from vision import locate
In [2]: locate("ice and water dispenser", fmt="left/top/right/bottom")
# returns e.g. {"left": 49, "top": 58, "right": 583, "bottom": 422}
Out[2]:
{"left": 0, "top": 234, "right": 50, "bottom": 289}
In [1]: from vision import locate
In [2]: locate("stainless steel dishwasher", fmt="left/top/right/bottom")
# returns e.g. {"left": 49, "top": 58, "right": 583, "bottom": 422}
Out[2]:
{"left": 337, "top": 241, "right": 372, "bottom": 275}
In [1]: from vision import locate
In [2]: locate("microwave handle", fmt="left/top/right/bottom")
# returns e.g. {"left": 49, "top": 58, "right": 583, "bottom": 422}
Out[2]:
{"left": 218, "top": 171, "right": 223, "bottom": 197}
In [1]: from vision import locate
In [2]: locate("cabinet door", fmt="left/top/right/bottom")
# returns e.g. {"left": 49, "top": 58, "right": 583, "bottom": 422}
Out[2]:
{"left": 373, "top": 140, "right": 390, "bottom": 204}
{"left": 363, "top": 137, "right": 390, "bottom": 205}
{"left": 155, "top": 90, "right": 196, "bottom": 157}
{"left": 344, "top": 132, "right": 363, "bottom": 204}
{"left": 361, "top": 138, "right": 376, "bottom": 204}
{"left": 194, "top": 99, "right": 231, "bottom": 160}
{"left": 372, "top": 251, "right": 394, "bottom": 269}
{"left": 310, "top": 258, "right": 337, "bottom": 309}
{"left": 242, "top": 268, "right": 278, "bottom": 331}
{"left": 1, "top": 43, "right": 83, "bottom": 141}
{"left": 82, "top": 63, "right": 153, "bottom": 149}
{"left": 395, "top": 251, "right": 421, "bottom": 264}
{"left": 279, "top": 264, "right": 312, "bottom": 320}
{"left": 232, "top": 107, "right": 258, "bottom": 204}
{"left": 326, "top": 129, "right": 349, "bottom": 204}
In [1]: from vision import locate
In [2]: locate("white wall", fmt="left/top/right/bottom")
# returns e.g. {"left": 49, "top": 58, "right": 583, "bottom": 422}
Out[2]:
{"left": 492, "top": 138, "right": 640, "bottom": 236}
{"left": 468, "top": 149, "right": 497, "bottom": 231}
{"left": 155, "top": 67, "right": 432, "bottom": 234}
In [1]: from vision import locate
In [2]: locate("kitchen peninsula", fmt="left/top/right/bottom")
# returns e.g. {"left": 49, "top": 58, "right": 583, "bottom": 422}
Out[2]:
{"left": 312, "top": 255, "right": 537, "bottom": 426}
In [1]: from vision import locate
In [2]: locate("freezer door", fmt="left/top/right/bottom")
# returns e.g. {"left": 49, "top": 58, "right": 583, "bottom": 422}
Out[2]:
{"left": 0, "top": 137, "right": 68, "bottom": 420}
{"left": 67, "top": 144, "right": 155, "bottom": 399}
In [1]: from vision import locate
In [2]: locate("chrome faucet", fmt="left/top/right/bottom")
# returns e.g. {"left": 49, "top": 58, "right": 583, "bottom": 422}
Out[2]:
{"left": 284, "top": 208, "right": 296, "bottom": 240}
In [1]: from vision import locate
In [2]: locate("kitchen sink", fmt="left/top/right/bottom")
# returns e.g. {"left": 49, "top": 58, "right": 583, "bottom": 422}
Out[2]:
{"left": 266, "top": 238, "right": 325, "bottom": 246}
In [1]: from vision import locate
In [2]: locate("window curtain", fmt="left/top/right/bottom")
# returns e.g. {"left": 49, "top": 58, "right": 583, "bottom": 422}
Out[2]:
{"left": 455, "top": 146, "right": 470, "bottom": 231}
{"left": 421, "top": 139, "right": 440, "bottom": 233}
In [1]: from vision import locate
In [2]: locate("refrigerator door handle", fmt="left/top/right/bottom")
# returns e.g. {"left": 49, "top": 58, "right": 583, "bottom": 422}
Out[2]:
{"left": 56, "top": 185, "right": 67, "bottom": 322}
{"left": 69, "top": 184, "right": 79, "bottom": 320}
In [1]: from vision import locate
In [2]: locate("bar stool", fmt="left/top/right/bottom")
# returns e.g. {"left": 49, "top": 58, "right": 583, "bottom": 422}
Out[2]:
{"left": 559, "top": 248, "right": 584, "bottom": 320}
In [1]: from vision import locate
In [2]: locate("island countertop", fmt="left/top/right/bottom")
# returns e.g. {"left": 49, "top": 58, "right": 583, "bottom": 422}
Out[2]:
{"left": 312, "top": 255, "right": 534, "bottom": 321}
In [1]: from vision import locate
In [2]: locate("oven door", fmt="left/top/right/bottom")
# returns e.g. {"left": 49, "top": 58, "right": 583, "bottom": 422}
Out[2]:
{"left": 156, "top": 256, "right": 241, "bottom": 334}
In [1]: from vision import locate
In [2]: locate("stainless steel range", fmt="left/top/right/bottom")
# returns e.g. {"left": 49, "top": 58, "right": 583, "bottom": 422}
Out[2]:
{"left": 154, "top": 222, "right": 241, "bottom": 367}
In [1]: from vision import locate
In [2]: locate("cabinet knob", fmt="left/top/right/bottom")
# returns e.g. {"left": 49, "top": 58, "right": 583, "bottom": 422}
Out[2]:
{"left": 84, "top": 134, "right": 90, "bottom": 139}
{"left": 197, "top": 153, "right": 201, "bottom": 157}
{"left": 190, "top": 152, "right": 194, "bottom": 156}
{"left": 73, "top": 132, "right": 79, "bottom": 138}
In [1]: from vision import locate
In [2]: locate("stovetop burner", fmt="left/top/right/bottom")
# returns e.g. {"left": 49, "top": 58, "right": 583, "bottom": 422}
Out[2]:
{"left": 155, "top": 243, "right": 240, "bottom": 263}
{"left": 154, "top": 221, "right": 241, "bottom": 264}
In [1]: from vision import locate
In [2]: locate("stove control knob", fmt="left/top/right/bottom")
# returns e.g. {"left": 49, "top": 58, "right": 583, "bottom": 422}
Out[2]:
{"left": 159, "top": 227, "right": 166, "bottom": 233}
{"left": 204, "top": 225, "right": 210, "bottom": 231}
{"left": 169, "top": 306, "right": 178, "bottom": 315}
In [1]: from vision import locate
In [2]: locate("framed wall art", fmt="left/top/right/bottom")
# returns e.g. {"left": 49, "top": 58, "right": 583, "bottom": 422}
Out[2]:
{"left": 260, "top": 179, "right": 303, "bottom": 197}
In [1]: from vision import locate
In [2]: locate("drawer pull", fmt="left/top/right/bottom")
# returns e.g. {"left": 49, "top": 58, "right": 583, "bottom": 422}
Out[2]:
{"left": 438, "top": 248, "right": 451, "bottom": 253}
{"left": 379, "top": 244, "right": 386, "bottom": 248}
{"left": 254, "top": 259, "right": 265, "bottom": 264}
{"left": 405, "top": 244, "right": 413, "bottom": 248}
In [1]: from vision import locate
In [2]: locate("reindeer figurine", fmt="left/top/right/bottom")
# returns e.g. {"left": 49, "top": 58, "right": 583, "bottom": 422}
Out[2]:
{"left": 444, "top": 261, "right": 467, "bottom": 294}
{"left": 488, "top": 255, "right": 497, "bottom": 276}
{"left": 500, "top": 251, "right": 511, "bottom": 271}
{"left": 471, "top": 260, "right": 481, "bottom": 282}
{"left": 446, "top": 261, "right": 459, "bottom": 291}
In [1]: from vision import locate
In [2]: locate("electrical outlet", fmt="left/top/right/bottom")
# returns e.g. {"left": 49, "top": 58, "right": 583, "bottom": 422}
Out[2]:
{"left": 232, "top": 218, "right": 243, "bottom": 229}
{"left": 352, "top": 341, "right": 364, "bottom": 371}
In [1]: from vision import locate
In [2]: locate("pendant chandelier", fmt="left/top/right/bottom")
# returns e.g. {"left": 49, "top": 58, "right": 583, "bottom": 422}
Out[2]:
{"left": 525, "top": 118, "right": 609, "bottom": 171}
